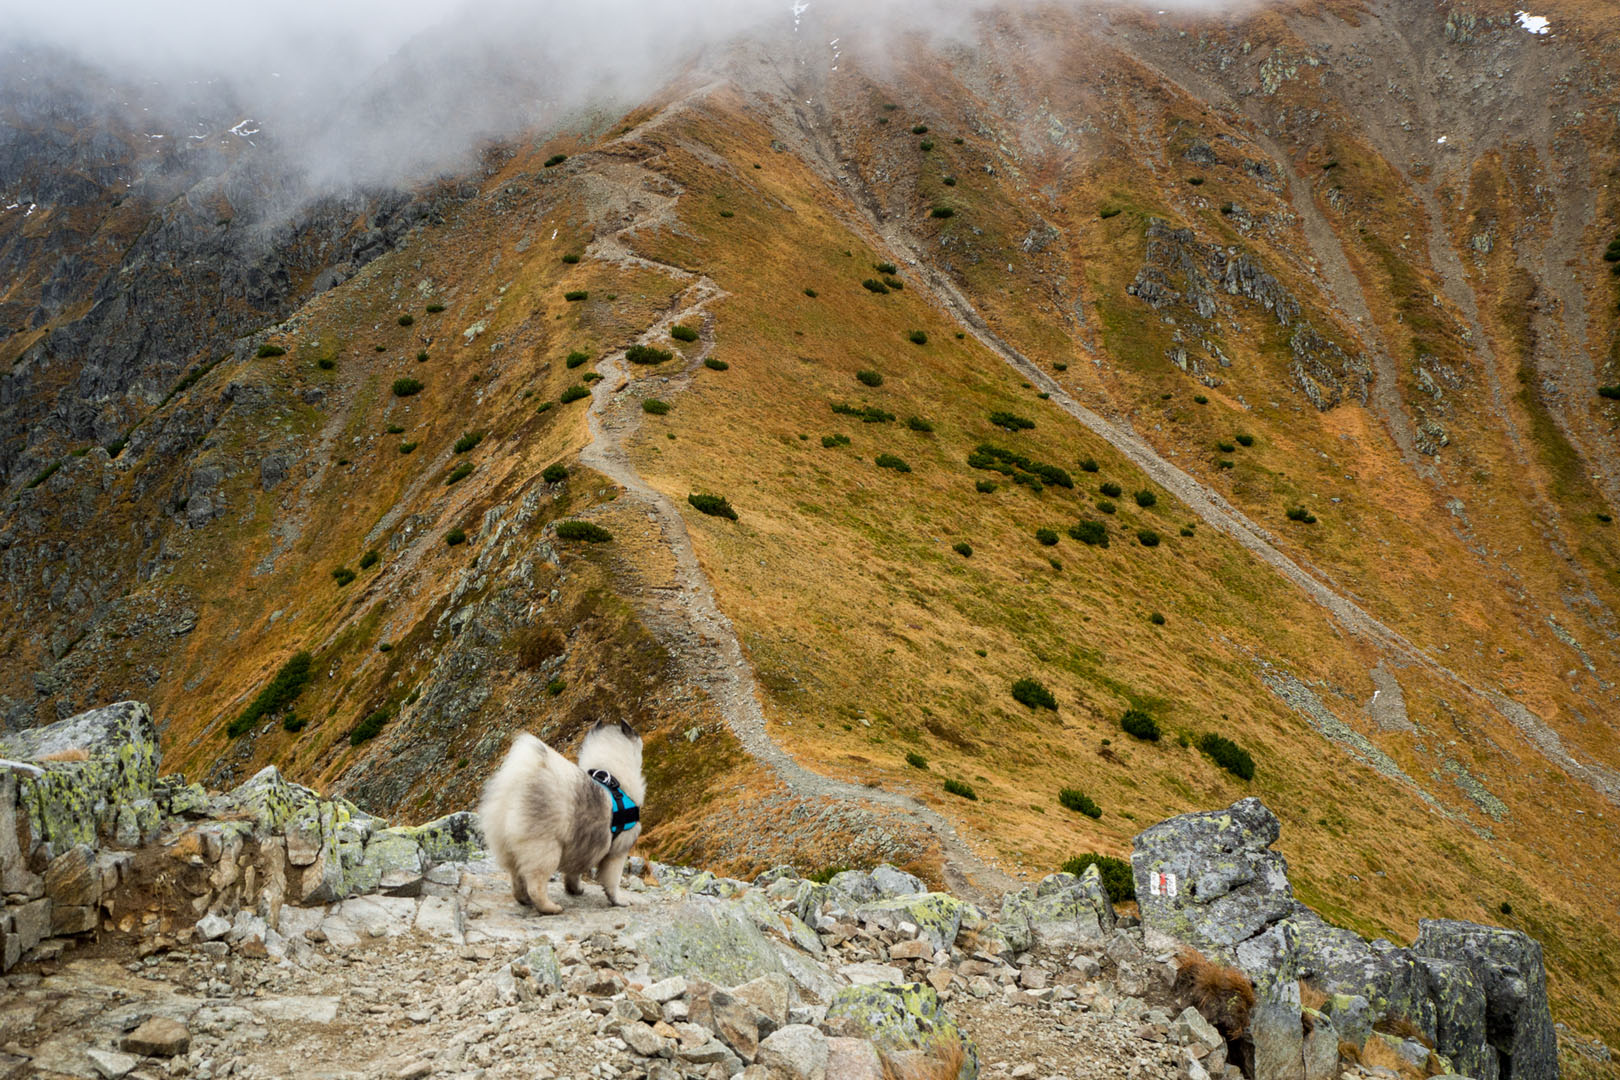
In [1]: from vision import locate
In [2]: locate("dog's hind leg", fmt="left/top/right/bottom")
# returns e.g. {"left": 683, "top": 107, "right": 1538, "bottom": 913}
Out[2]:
{"left": 598, "top": 850, "right": 630, "bottom": 907}
{"left": 518, "top": 841, "right": 564, "bottom": 914}
{"left": 564, "top": 873, "right": 584, "bottom": 895}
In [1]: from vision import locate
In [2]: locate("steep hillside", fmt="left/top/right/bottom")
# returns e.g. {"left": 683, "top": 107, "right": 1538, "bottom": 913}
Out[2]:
{"left": 3, "top": 0, "right": 1620, "bottom": 1056}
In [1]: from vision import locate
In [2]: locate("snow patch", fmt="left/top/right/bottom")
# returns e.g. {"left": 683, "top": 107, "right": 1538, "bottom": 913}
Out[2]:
{"left": 1436, "top": 135, "right": 1448, "bottom": 145}
{"left": 229, "top": 119, "right": 261, "bottom": 137}
{"left": 791, "top": 0, "right": 808, "bottom": 31}
{"left": 1515, "top": 11, "right": 1550, "bottom": 35}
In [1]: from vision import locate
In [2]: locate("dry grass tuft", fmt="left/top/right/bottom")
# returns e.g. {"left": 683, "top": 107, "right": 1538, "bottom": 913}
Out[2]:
{"left": 514, "top": 626, "right": 567, "bottom": 670}
{"left": 880, "top": 1040, "right": 967, "bottom": 1080}
{"left": 1299, "top": 979, "right": 1329, "bottom": 1014}
{"left": 37, "top": 748, "right": 90, "bottom": 762}
{"left": 1338, "top": 1041, "right": 1363, "bottom": 1066}
{"left": 1360, "top": 1035, "right": 1424, "bottom": 1080}
{"left": 1174, "top": 948, "right": 1256, "bottom": 1039}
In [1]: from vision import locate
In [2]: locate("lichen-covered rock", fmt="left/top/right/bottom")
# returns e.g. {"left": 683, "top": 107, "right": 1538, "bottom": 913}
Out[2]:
{"left": 1290, "top": 912, "right": 1435, "bottom": 1041}
{"left": 823, "top": 983, "right": 977, "bottom": 1080}
{"left": 631, "top": 899, "right": 796, "bottom": 987}
{"left": 994, "top": 868, "right": 1114, "bottom": 952}
{"left": 851, "top": 893, "right": 974, "bottom": 953}
{"left": 1301, "top": 1010, "right": 1339, "bottom": 1080}
{"left": 1132, "top": 797, "right": 1295, "bottom": 959}
{"left": 1413, "top": 919, "right": 1556, "bottom": 1080}
{"left": 1319, "top": 993, "right": 1372, "bottom": 1047}
{"left": 869, "top": 865, "right": 927, "bottom": 898}
{"left": 347, "top": 829, "right": 426, "bottom": 895}
{"left": 2, "top": 701, "right": 160, "bottom": 855}
{"left": 1416, "top": 955, "right": 1492, "bottom": 1080}
{"left": 392, "top": 811, "right": 483, "bottom": 863}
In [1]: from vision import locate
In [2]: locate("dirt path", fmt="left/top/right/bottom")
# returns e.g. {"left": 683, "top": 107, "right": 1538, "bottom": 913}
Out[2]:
{"left": 572, "top": 107, "right": 1019, "bottom": 903}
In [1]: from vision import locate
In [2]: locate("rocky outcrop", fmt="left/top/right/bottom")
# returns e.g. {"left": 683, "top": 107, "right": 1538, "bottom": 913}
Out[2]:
{"left": 1126, "top": 219, "right": 1368, "bottom": 408}
{"left": 0, "top": 701, "right": 482, "bottom": 970}
{"left": 1132, "top": 798, "right": 1558, "bottom": 1080}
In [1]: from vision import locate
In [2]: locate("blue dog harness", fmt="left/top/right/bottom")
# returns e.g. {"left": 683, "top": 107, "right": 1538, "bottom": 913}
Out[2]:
{"left": 588, "top": 769, "right": 640, "bottom": 837}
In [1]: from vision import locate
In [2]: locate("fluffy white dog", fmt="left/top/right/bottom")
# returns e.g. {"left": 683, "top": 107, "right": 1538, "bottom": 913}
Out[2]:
{"left": 479, "top": 720, "right": 644, "bottom": 912}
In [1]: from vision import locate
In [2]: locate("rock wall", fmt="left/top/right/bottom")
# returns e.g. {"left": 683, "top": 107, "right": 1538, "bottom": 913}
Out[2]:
{"left": 1131, "top": 797, "right": 1557, "bottom": 1080}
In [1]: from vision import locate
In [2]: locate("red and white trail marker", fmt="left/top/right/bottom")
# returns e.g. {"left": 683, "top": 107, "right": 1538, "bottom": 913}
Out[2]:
{"left": 1148, "top": 871, "right": 1178, "bottom": 897}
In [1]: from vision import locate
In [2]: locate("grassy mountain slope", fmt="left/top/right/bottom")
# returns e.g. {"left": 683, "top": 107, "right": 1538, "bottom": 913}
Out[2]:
{"left": 3, "top": 0, "right": 1620, "bottom": 1052}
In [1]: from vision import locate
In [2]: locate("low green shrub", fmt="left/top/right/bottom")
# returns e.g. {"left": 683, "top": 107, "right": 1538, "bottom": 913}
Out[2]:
{"left": 317, "top": 357, "right": 336, "bottom": 370}
{"left": 1150, "top": 611, "right": 1165, "bottom": 625}
{"left": 1069, "top": 519, "right": 1108, "bottom": 546}
{"left": 943, "top": 176, "right": 957, "bottom": 186}
{"left": 445, "top": 528, "right": 467, "bottom": 546}
{"left": 1036, "top": 527, "right": 1058, "bottom": 546}
{"left": 536, "top": 401, "right": 555, "bottom": 413}
{"left": 1179, "top": 526, "right": 1195, "bottom": 537}
{"left": 350, "top": 707, "right": 392, "bottom": 746}
{"left": 555, "top": 520, "right": 613, "bottom": 542}
{"left": 975, "top": 479, "right": 997, "bottom": 493}
{"left": 953, "top": 541, "right": 973, "bottom": 557}
{"left": 1217, "top": 459, "right": 1234, "bottom": 470}
{"left": 546, "top": 677, "right": 566, "bottom": 695}
{"left": 862, "top": 278, "right": 890, "bottom": 294}
{"left": 1053, "top": 362, "right": 1068, "bottom": 371}
{"left": 256, "top": 343, "right": 286, "bottom": 358}
{"left": 1012, "top": 677, "right": 1057, "bottom": 710}
{"left": 544, "top": 153, "right": 567, "bottom": 167}
{"left": 943, "top": 778, "right": 977, "bottom": 800}
{"left": 907, "top": 330, "right": 928, "bottom": 345}
{"left": 1194, "top": 394, "right": 1209, "bottom": 404}
{"left": 670, "top": 324, "right": 699, "bottom": 342}
{"left": 542, "top": 463, "right": 568, "bottom": 483}
{"left": 831, "top": 402, "right": 895, "bottom": 423}
{"left": 822, "top": 433, "right": 851, "bottom": 448}
{"left": 1096, "top": 499, "right": 1116, "bottom": 514}
{"left": 989, "top": 411, "right": 1034, "bottom": 431}
{"left": 359, "top": 550, "right": 380, "bottom": 570}
{"left": 804, "top": 287, "right": 818, "bottom": 297}
{"left": 1134, "top": 489, "right": 1157, "bottom": 508}
{"left": 1100, "top": 481, "right": 1122, "bottom": 498}
{"left": 105, "top": 437, "right": 128, "bottom": 458}
{"left": 386, "top": 424, "right": 406, "bottom": 434}
{"left": 874, "top": 262, "right": 898, "bottom": 275}
{"left": 1286, "top": 506, "right": 1318, "bottom": 524}
{"left": 627, "top": 344, "right": 673, "bottom": 365}
{"left": 857, "top": 369, "right": 884, "bottom": 387}
{"left": 561, "top": 254, "right": 581, "bottom": 264}
{"left": 566, "top": 350, "right": 590, "bottom": 368}
{"left": 1600, "top": 386, "right": 1620, "bottom": 400}
{"left": 398, "top": 314, "right": 414, "bottom": 326}
{"left": 26, "top": 462, "right": 59, "bottom": 489}
{"left": 1098, "top": 206, "right": 1123, "bottom": 219}
{"left": 331, "top": 566, "right": 356, "bottom": 586}
{"left": 1060, "top": 853, "right": 1134, "bottom": 902}
{"left": 378, "top": 643, "right": 392, "bottom": 652}
{"left": 919, "top": 139, "right": 934, "bottom": 151}
{"left": 883, "top": 276, "right": 904, "bottom": 290}
{"left": 719, "top": 210, "right": 734, "bottom": 218}
{"left": 688, "top": 493, "right": 738, "bottom": 520}
{"left": 1078, "top": 458, "right": 1099, "bottom": 473}
{"left": 426, "top": 303, "right": 446, "bottom": 313}
{"left": 1217, "top": 441, "right": 1236, "bottom": 453}
{"left": 911, "top": 124, "right": 928, "bottom": 135}
{"left": 392, "top": 378, "right": 423, "bottom": 397}
{"left": 906, "top": 752, "right": 929, "bottom": 769}
{"left": 1199, "top": 733, "right": 1256, "bottom": 781}
{"left": 228, "top": 651, "right": 314, "bottom": 738}
{"left": 445, "top": 462, "right": 473, "bottom": 485}
{"left": 1059, "top": 789, "right": 1102, "bottom": 818}
{"left": 875, "top": 453, "right": 911, "bottom": 472}
{"left": 1235, "top": 433, "right": 1255, "bottom": 447}
{"left": 1121, "top": 709, "right": 1160, "bottom": 741}
{"left": 398, "top": 441, "right": 418, "bottom": 454}
{"left": 930, "top": 206, "right": 955, "bottom": 219}
{"left": 705, "top": 358, "right": 730, "bottom": 371}
{"left": 643, "top": 398, "right": 671, "bottom": 415}
{"left": 907, "top": 416, "right": 934, "bottom": 432}
{"left": 1137, "top": 529, "right": 1161, "bottom": 547}
{"left": 282, "top": 714, "right": 307, "bottom": 733}
{"left": 560, "top": 384, "right": 590, "bottom": 403}
{"left": 564, "top": 290, "right": 588, "bottom": 302}
{"left": 454, "top": 431, "right": 484, "bottom": 453}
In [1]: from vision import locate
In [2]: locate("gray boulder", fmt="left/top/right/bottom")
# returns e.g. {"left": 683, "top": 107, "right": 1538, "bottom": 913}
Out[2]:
{"left": 994, "top": 866, "right": 1115, "bottom": 952}
{"left": 1413, "top": 919, "right": 1556, "bottom": 1080}
{"left": 823, "top": 983, "right": 977, "bottom": 1080}
{"left": 1131, "top": 797, "right": 1294, "bottom": 958}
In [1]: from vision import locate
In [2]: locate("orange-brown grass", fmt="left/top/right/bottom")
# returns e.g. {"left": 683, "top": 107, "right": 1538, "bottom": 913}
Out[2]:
{"left": 1173, "top": 948, "right": 1256, "bottom": 1039}
{"left": 1359, "top": 1035, "right": 1425, "bottom": 1080}
{"left": 880, "top": 1041, "right": 968, "bottom": 1080}
{"left": 1299, "top": 980, "right": 1329, "bottom": 1014}
{"left": 37, "top": 748, "right": 90, "bottom": 762}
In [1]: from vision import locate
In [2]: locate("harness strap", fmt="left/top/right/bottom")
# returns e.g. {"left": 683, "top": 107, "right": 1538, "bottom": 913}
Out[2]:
{"left": 588, "top": 769, "right": 641, "bottom": 837}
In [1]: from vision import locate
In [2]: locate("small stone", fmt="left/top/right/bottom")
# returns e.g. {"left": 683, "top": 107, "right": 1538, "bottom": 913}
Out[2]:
{"left": 1011, "top": 1065, "right": 1039, "bottom": 1079}
{"left": 1018, "top": 967, "right": 1048, "bottom": 989}
{"left": 121, "top": 1017, "right": 190, "bottom": 1058}
{"left": 87, "top": 1049, "right": 140, "bottom": 1079}
{"left": 645, "top": 976, "right": 690, "bottom": 1003}
{"left": 926, "top": 968, "right": 954, "bottom": 995}
{"left": 888, "top": 940, "right": 932, "bottom": 961}
{"left": 621, "top": 1023, "right": 667, "bottom": 1058}
{"left": 195, "top": 914, "right": 231, "bottom": 942}
{"left": 826, "top": 1038, "right": 883, "bottom": 1080}
{"left": 396, "top": 1059, "right": 432, "bottom": 1080}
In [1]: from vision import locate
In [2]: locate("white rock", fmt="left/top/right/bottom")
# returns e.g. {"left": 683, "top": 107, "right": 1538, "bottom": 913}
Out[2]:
{"left": 195, "top": 913, "right": 231, "bottom": 942}
{"left": 251, "top": 996, "right": 340, "bottom": 1024}
{"left": 756, "top": 1025, "right": 828, "bottom": 1080}
{"left": 318, "top": 916, "right": 361, "bottom": 949}
{"left": 87, "top": 1048, "right": 139, "bottom": 1079}
{"left": 840, "top": 962, "right": 904, "bottom": 986}
{"left": 645, "top": 975, "right": 690, "bottom": 1003}
{"left": 414, "top": 896, "right": 465, "bottom": 943}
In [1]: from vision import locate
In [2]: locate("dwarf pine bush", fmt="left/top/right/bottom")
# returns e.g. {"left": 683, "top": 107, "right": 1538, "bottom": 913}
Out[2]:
{"left": 1121, "top": 709, "right": 1160, "bottom": 740}
{"left": 1199, "top": 733, "right": 1256, "bottom": 780}
{"left": 1059, "top": 789, "right": 1102, "bottom": 818}
{"left": 555, "top": 521, "right": 613, "bottom": 542}
{"left": 943, "top": 778, "right": 977, "bottom": 800}
{"left": 688, "top": 493, "right": 738, "bottom": 520}
{"left": 1012, "top": 677, "right": 1057, "bottom": 710}
{"left": 1060, "top": 854, "right": 1134, "bottom": 902}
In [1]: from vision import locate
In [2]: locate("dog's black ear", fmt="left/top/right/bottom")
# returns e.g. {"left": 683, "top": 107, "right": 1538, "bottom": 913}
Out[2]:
{"left": 618, "top": 719, "right": 638, "bottom": 740}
